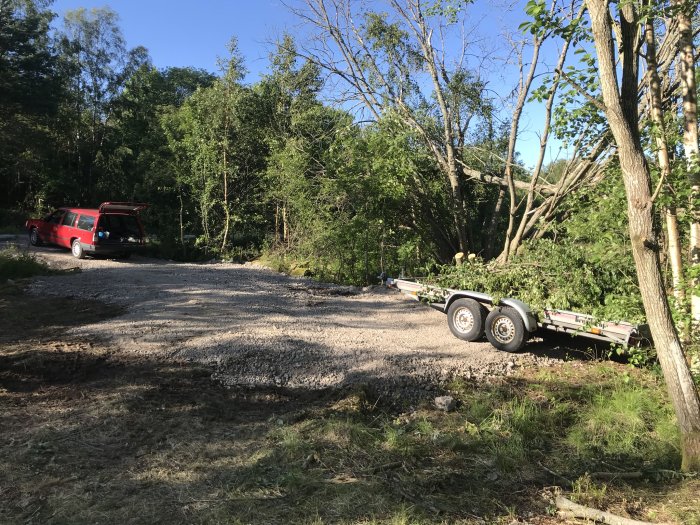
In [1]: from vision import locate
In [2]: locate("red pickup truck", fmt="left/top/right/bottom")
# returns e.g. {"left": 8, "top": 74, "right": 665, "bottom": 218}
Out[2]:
{"left": 26, "top": 202, "right": 148, "bottom": 259}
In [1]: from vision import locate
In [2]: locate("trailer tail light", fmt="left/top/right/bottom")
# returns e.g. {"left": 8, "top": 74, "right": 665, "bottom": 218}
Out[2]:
{"left": 590, "top": 327, "right": 602, "bottom": 335}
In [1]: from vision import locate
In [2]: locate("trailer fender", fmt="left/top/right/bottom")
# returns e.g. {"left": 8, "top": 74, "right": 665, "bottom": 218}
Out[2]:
{"left": 445, "top": 290, "right": 494, "bottom": 309}
{"left": 500, "top": 298, "right": 538, "bottom": 333}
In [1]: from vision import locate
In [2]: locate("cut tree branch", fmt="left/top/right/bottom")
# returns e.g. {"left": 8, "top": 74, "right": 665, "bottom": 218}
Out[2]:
{"left": 556, "top": 495, "right": 672, "bottom": 525}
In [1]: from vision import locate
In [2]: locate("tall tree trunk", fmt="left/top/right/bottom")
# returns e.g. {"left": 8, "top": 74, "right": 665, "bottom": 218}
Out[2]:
{"left": 179, "top": 189, "right": 185, "bottom": 253}
{"left": 644, "top": 7, "right": 685, "bottom": 307}
{"left": 587, "top": 0, "right": 700, "bottom": 472}
{"left": 666, "top": 207, "right": 685, "bottom": 304}
{"left": 447, "top": 162, "right": 469, "bottom": 254}
{"left": 274, "top": 203, "right": 280, "bottom": 246}
{"left": 283, "top": 205, "right": 289, "bottom": 249}
{"left": 674, "top": 0, "right": 700, "bottom": 324}
{"left": 221, "top": 146, "right": 230, "bottom": 254}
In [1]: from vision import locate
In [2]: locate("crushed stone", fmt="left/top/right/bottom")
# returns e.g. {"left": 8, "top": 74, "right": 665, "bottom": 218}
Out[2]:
{"left": 26, "top": 245, "right": 564, "bottom": 402}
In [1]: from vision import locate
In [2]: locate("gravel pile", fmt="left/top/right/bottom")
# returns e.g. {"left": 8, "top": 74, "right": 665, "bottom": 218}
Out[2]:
{"left": 26, "top": 246, "right": 563, "bottom": 402}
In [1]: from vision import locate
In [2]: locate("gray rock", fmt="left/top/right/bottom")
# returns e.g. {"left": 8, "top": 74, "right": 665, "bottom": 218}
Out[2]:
{"left": 434, "top": 395, "right": 456, "bottom": 412}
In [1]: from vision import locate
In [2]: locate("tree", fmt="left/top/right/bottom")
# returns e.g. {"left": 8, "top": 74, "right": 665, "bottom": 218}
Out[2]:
{"left": 586, "top": 0, "right": 700, "bottom": 471}
{"left": 58, "top": 6, "right": 149, "bottom": 202}
{"left": 293, "top": 0, "right": 504, "bottom": 255}
{"left": 293, "top": 0, "right": 632, "bottom": 262}
{"left": 643, "top": 2, "right": 685, "bottom": 310}
{"left": 672, "top": 0, "right": 700, "bottom": 324}
{"left": 258, "top": 35, "right": 325, "bottom": 249}
{"left": 100, "top": 64, "right": 215, "bottom": 251}
{"left": 166, "top": 39, "right": 270, "bottom": 255}
{"left": 0, "top": 0, "right": 61, "bottom": 210}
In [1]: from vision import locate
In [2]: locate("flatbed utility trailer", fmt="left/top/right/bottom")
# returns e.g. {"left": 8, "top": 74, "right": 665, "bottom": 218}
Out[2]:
{"left": 386, "top": 278, "right": 648, "bottom": 352}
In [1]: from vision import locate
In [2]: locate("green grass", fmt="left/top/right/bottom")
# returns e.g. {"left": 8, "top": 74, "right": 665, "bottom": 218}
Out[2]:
{"left": 0, "top": 246, "right": 52, "bottom": 281}
{"left": 566, "top": 384, "right": 679, "bottom": 463}
{"left": 202, "top": 364, "right": 687, "bottom": 523}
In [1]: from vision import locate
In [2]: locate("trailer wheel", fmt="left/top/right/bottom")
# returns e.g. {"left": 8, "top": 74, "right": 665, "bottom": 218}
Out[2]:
{"left": 485, "top": 307, "right": 526, "bottom": 352}
{"left": 447, "top": 298, "right": 487, "bottom": 342}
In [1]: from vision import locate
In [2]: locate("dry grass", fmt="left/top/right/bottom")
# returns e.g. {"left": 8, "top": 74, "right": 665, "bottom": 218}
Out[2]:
{"left": 1, "top": 287, "right": 698, "bottom": 524}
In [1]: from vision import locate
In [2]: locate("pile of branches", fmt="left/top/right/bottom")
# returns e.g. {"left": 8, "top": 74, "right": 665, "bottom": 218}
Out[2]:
{"left": 429, "top": 239, "right": 645, "bottom": 324}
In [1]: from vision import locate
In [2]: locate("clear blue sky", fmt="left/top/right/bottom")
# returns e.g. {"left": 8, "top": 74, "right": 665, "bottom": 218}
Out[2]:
{"left": 50, "top": 0, "right": 296, "bottom": 80}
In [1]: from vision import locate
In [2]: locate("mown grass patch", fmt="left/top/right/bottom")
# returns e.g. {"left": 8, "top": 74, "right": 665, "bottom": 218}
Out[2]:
{"left": 194, "top": 364, "right": 688, "bottom": 524}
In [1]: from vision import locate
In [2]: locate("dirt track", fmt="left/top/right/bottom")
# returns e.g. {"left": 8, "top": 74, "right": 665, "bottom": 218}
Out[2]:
{"left": 23, "top": 243, "right": 562, "bottom": 397}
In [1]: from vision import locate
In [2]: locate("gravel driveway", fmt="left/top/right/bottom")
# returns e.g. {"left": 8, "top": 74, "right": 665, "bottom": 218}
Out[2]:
{"left": 22, "top": 243, "right": 561, "bottom": 397}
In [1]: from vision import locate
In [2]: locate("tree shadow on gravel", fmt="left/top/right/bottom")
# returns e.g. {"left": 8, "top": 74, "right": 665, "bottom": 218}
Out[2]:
{"left": 0, "top": 284, "right": 124, "bottom": 344}
{"left": 1, "top": 338, "right": 689, "bottom": 525}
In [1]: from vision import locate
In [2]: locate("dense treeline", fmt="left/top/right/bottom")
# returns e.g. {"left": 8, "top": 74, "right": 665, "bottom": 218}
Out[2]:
{"left": 0, "top": 0, "right": 696, "bottom": 310}
{"left": 0, "top": 1, "right": 509, "bottom": 281}
{"left": 0, "top": 0, "right": 689, "bottom": 319}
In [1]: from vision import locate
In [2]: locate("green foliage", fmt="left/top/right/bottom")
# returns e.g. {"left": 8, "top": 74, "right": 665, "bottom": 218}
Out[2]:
{"left": 258, "top": 39, "right": 450, "bottom": 284}
{"left": 0, "top": 0, "right": 62, "bottom": 210}
{"left": 57, "top": 7, "right": 150, "bottom": 203}
{"left": 431, "top": 169, "right": 644, "bottom": 323}
{"left": 424, "top": 0, "right": 472, "bottom": 24}
{"left": 432, "top": 238, "right": 643, "bottom": 322}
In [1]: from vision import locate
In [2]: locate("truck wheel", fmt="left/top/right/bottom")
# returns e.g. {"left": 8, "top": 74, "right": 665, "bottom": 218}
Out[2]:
{"left": 485, "top": 307, "right": 526, "bottom": 352}
{"left": 29, "top": 228, "right": 42, "bottom": 246}
{"left": 447, "top": 298, "right": 487, "bottom": 342}
{"left": 71, "top": 239, "right": 85, "bottom": 259}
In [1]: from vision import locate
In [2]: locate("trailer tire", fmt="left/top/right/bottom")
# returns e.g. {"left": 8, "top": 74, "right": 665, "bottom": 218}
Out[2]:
{"left": 485, "top": 307, "right": 526, "bottom": 352}
{"left": 447, "top": 298, "right": 486, "bottom": 342}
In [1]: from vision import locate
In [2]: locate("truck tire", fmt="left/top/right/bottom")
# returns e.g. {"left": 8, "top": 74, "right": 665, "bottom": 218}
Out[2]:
{"left": 447, "top": 298, "right": 487, "bottom": 342}
{"left": 71, "top": 239, "right": 85, "bottom": 259}
{"left": 485, "top": 307, "right": 526, "bottom": 352}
